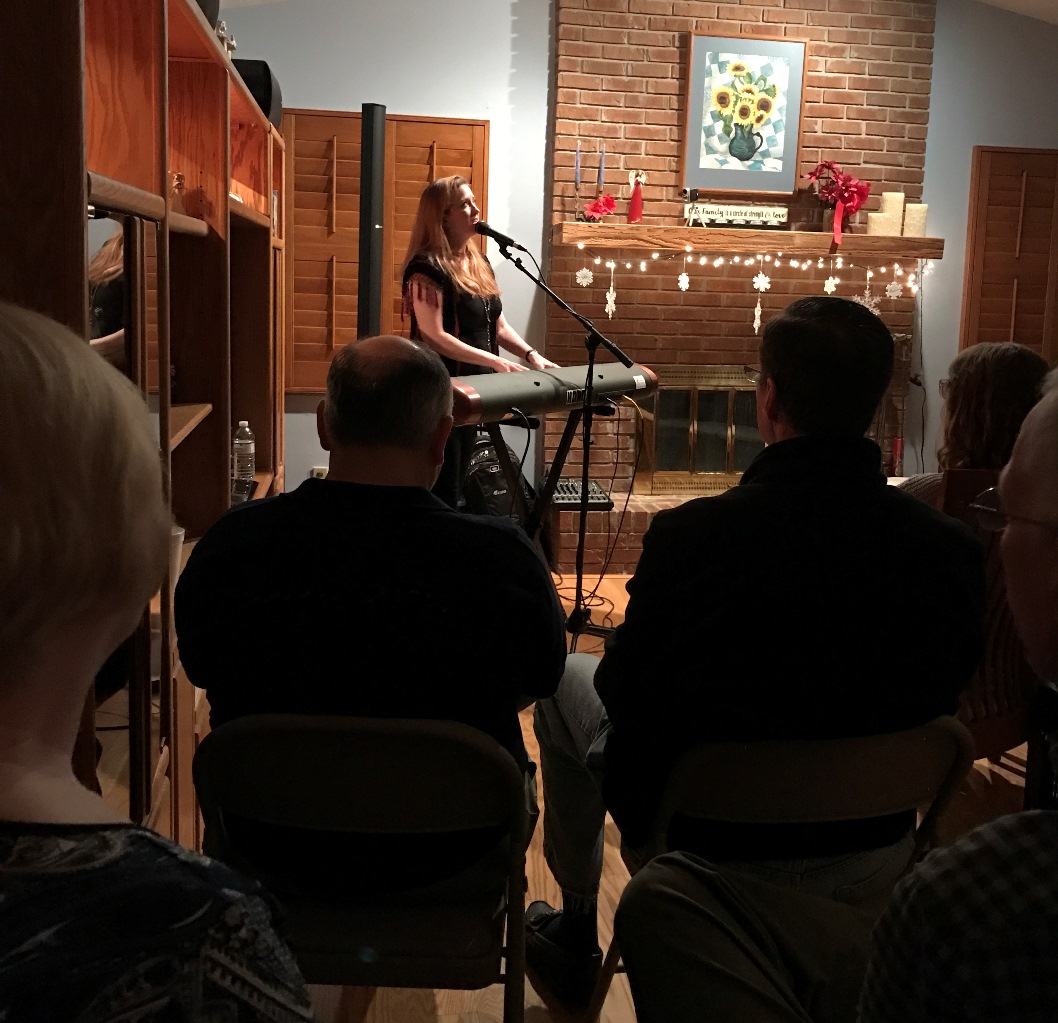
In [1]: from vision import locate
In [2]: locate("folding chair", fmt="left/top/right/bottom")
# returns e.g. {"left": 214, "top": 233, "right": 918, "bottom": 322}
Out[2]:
{"left": 587, "top": 715, "right": 975, "bottom": 1020}
{"left": 193, "top": 715, "right": 528, "bottom": 1023}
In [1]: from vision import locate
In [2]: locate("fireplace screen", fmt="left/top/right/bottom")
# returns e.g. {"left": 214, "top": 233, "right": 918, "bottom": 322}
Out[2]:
{"left": 635, "top": 366, "right": 765, "bottom": 495}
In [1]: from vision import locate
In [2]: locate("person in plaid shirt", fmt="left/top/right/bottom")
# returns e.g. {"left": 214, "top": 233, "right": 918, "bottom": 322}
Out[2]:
{"left": 859, "top": 369, "right": 1058, "bottom": 1023}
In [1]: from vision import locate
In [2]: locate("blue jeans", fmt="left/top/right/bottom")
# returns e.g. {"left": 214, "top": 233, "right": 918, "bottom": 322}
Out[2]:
{"left": 533, "top": 653, "right": 612, "bottom": 903}
{"left": 533, "top": 653, "right": 915, "bottom": 907}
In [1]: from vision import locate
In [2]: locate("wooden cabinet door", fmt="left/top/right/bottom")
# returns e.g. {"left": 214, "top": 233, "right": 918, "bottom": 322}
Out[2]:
{"left": 284, "top": 109, "right": 489, "bottom": 392}
{"left": 960, "top": 147, "right": 1058, "bottom": 363}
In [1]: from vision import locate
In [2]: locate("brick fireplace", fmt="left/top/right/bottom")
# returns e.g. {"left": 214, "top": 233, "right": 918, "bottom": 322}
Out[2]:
{"left": 543, "top": 0, "right": 936, "bottom": 574}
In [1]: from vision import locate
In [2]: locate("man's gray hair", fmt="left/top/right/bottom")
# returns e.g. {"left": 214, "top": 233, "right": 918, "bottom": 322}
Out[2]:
{"left": 324, "top": 336, "right": 453, "bottom": 449}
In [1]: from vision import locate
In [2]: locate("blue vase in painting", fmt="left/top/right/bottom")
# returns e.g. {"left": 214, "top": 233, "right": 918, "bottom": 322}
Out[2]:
{"left": 728, "top": 123, "right": 763, "bottom": 162}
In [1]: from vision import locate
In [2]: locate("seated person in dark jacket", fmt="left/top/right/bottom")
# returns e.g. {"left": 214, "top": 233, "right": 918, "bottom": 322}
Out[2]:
{"left": 176, "top": 335, "right": 566, "bottom": 891}
{"left": 525, "top": 297, "right": 986, "bottom": 1009}
{"left": 0, "top": 302, "right": 311, "bottom": 1021}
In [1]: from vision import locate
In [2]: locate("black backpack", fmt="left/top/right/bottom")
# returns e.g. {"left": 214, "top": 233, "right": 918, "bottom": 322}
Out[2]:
{"left": 462, "top": 434, "right": 556, "bottom": 569}
{"left": 462, "top": 434, "right": 534, "bottom": 526}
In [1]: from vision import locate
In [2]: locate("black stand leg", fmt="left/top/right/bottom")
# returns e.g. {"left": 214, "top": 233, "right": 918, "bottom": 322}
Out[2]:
{"left": 492, "top": 244, "right": 633, "bottom": 640}
{"left": 526, "top": 409, "right": 583, "bottom": 539}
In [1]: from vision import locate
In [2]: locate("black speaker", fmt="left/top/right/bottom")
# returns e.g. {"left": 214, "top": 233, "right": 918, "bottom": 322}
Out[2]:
{"left": 232, "top": 59, "right": 283, "bottom": 129}
{"left": 195, "top": 0, "right": 220, "bottom": 28}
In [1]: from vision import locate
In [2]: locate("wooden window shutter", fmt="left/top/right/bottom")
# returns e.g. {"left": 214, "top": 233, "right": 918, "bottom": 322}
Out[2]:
{"left": 284, "top": 109, "right": 488, "bottom": 392}
{"left": 285, "top": 110, "right": 362, "bottom": 392}
{"left": 960, "top": 147, "right": 1058, "bottom": 363}
{"left": 381, "top": 116, "right": 489, "bottom": 335}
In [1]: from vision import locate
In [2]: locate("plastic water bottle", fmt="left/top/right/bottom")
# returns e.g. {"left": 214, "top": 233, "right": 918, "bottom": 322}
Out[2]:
{"left": 233, "top": 421, "right": 255, "bottom": 481}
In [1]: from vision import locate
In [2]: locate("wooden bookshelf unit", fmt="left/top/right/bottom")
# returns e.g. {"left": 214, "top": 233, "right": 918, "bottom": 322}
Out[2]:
{"left": 0, "top": 0, "right": 286, "bottom": 848}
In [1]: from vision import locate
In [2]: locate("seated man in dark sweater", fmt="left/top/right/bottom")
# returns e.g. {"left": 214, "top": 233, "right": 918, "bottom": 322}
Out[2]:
{"left": 526, "top": 297, "right": 986, "bottom": 1009}
{"left": 176, "top": 335, "right": 566, "bottom": 890}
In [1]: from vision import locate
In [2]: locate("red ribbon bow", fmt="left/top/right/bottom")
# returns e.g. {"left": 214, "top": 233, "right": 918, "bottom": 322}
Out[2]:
{"left": 807, "top": 161, "right": 871, "bottom": 246}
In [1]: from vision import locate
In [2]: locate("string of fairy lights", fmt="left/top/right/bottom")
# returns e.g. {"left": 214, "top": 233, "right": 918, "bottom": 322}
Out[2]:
{"left": 570, "top": 241, "right": 935, "bottom": 333}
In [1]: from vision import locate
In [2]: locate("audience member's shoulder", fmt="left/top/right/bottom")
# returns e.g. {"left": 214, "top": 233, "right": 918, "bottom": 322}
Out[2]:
{"left": 882, "top": 483, "right": 980, "bottom": 546}
{"left": 916, "top": 810, "right": 1058, "bottom": 881}
{"left": 189, "top": 492, "right": 293, "bottom": 557}
{"left": 445, "top": 507, "right": 542, "bottom": 553}
{"left": 215, "top": 491, "right": 286, "bottom": 528}
{"left": 116, "top": 827, "right": 267, "bottom": 898}
{"left": 1, "top": 825, "right": 267, "bottom": 938}
{"left": 900, "top": 810, "right": 1058, "bottom": 922}
{"left": 645, "top": 489, "right": 746, "bottom": 533}
{"left": 897, "top": 472, "right": 943, "bottom": 508}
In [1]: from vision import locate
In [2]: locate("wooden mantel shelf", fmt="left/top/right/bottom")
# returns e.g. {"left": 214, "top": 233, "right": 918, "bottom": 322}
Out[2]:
{"left": 553, "top": 222, "right": 944, "bottom": 260}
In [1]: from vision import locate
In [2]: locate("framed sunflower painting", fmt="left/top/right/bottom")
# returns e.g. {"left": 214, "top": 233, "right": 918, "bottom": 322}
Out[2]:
{"left": 681, "top": 35, "right": 807, "bottom": 195}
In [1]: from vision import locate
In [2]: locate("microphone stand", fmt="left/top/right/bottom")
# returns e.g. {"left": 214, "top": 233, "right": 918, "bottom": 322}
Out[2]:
{"left": 495, "top": 242, "right": 633, "bottom": 641}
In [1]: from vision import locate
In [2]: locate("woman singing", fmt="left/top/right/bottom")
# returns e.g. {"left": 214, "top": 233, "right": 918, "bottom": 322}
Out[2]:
{"left": 402, "top": 175, "right": 556, "bottom": 508}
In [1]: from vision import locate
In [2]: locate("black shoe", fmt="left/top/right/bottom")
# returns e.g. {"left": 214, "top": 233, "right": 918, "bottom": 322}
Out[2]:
{"left": 525, "top": 901, "right": 602, "bottom": 1010}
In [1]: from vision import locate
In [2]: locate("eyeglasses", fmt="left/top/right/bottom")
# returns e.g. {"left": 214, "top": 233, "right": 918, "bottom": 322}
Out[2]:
{"left": 939, "top": 378, "right": 951, "bottom": 400}
{"left": 744, "top": 365, "right": 763, "bottom": 385}
{"left": 969, "top": 487, "right": 1058, "bottom": 534}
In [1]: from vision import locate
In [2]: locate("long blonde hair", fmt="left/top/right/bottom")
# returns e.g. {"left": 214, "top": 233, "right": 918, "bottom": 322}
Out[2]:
{"left": 402, "top": 176, "right": 498, "bottom": 298}
{"left": 88, "top": 225, "right": 124, "bottom": 286}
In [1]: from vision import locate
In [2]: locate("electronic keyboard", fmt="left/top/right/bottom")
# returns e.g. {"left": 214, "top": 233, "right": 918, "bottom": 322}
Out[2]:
{"left": 451, "top": 362, "right": 658, "bottom": 426}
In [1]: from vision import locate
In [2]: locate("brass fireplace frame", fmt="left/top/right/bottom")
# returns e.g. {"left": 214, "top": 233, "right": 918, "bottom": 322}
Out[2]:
{"left": 633, "top": 365, "right": 761, "bottom": 497}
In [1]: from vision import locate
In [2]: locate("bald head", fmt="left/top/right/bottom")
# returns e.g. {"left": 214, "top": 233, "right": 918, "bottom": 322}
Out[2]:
{"left": 324, "top": 335, "right": 453, "bottom": 450}
{"left": 999, "top": 369, "right": 1058, "bottom": 681}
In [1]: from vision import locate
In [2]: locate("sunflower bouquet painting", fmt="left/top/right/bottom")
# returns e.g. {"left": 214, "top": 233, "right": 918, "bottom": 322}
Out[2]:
{"left": 711, "top": 60, "right": 781, "bottom": 162}
{"left": 685, "top": 36, "right": 805, "bottom": 193}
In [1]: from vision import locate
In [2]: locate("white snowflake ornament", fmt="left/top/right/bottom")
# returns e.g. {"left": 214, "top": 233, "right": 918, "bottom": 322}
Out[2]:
{"left": 677, "top": 272, "right": 690, "bottom": 292}
{"left": 853, "top": 286, "right": 881, "bottom": 315}
{"left": 752, "top": 271, "right": 771, "bottom": 292}
{"left": 605, "top": 284, "right": 617, "bottom": 319}
{"left": 885, "top": 279, "right": 903, "bottom": 300}
{"left": 753, "top": 296, "right": 763, "bottom": 335}
{"left": 575, "top": 267, "right": 594, "bottom": 288}
{"left": 824, "top": 276, "right": 839, "bottom": 295}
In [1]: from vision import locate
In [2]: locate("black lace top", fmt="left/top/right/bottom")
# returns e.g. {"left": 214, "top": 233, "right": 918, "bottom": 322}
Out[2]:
{"left": 402, "top": 255, "right": 501, "bottom": 376}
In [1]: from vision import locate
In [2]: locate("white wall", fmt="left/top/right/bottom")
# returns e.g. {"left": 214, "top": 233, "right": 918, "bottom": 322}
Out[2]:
{"left": 912, "top": 0, "right": 1058, "bottom": 472}
{"left": 221, "top": 0, "right": 553, "bottom": 487}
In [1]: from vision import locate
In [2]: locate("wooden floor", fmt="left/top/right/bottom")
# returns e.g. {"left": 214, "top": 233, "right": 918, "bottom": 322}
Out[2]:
{"left": 307, "top": 574, "right": 1029, "bottom": 1023}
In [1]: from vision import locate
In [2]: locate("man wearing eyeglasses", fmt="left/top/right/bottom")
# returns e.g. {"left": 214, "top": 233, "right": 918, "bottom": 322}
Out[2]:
{"left": 526, "top": 297, "right": 987, "bottom": 1014}
{"left": 860, "top": 370, "right": 1058, "bottom": 1023}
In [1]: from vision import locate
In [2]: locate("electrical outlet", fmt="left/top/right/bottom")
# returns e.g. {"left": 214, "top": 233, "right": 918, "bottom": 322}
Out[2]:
{"left": 309, "top": 465, "right": 329, "bottom": 479}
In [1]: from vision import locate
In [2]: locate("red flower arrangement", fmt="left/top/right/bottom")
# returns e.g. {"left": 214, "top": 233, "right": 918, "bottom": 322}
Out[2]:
{"left": 806, "top": 160, "right": 871, "bottom": 244}
{"left": 584, "top": 193, "right": 616, "bottom": 222}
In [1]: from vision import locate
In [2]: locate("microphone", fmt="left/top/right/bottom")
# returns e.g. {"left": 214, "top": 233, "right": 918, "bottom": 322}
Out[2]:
{"left": 475, "top": 221, "right": 527, "bottom": 252}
